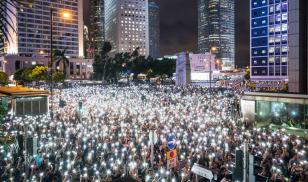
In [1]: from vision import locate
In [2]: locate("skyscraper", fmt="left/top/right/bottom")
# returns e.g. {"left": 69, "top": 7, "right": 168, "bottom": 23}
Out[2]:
{"left": 104, "top": 0, "right": 149, "bottom": 56}
{"left": 89, "top": 0, "right": 105, "bottom": 53}
{"left": 2, "top": 0, "right": 93, "bottom": 79}
{"left": 250, "top": 0, "right": 289, "bottom": 82}
{"left": 148, "top": 1, "right": 160, "bottom": 59}
{"left": 5, "top": 0, "right": 84, "bottom": 57}
{"left": 198, "top": 0, "right": 235, "bottom": 71}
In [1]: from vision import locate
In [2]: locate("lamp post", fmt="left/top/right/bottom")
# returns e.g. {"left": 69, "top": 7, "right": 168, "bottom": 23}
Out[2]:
{"left": 50, "top": 4, "right": 54, "bottom": 119}
{"left": 49, "top": 4, "right": 71, "bottom": 119}
{"left": 209, "top": 47, "right": 217, "bottom": 91}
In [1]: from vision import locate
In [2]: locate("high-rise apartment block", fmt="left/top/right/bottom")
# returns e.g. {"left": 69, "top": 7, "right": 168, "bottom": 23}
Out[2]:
{"left": 6, "top": 0, "right": 84, "bottom": 57}
{"left": 104, "top": 0, "right": 149, "bottom": 56}
{"left": 1, "top": 0, "right": 92, "bottom": 79}
{"left": 198, "top": 0, "right": 235, "bottom": 71}
{"left": 148, "top": 1, "right": 160, "bottom": 59}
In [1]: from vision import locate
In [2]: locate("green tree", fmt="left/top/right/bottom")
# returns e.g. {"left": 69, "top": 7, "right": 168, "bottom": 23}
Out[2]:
{"left": 13, "top": 68, "right": 27, "bottom": 83}
{"left": 148, "top": 58, "right": 176, "bottom": 80}
{"left": 0, "top": 71, "right": 8, "bottom": 86}
{"left": 52, "top": 71, "right": 65, "bottom": 83}
{"left": 244, "top": 67, "right": 250, "bottom": 80}
{"left": 31, "top": 65, "right": 48, "bottom": 81}
{"left": 127, "top": 48, "right": 149, "bottom": 80}
{"left": 53, "top": 48, "right": 69, "bottom": 78}
{"left": 93, "top": 42, "right": 113, "bottom": 82}
{"left": 13, "top": 65, "right": 48, "bottom": 85}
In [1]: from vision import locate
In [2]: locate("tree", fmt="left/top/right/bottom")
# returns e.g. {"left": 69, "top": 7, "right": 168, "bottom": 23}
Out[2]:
{"left": 127, "top": 48, "right": 148, "bottom": 80}
{"left": 93, "top": 42, "right": 113, "bottom": 82}
{"left": 0, "top": 71, "right": 8, "bottom": 86}
{"left": 52, "top": 71, "right": 65, "bottom": 83}
{"left": 13, "top": 65, "right": 48, "bottom": 85}
{"left": 244, "top": 67, "right": 250, "bottom": 80}
{"left": 31, "top": 65, "right": 48, "bottom": 82}
{"left": 53, "top": 48, "right": 69, "bottom": 78}
{"left": 148, "top": 58, "right": 176, "bottom": 79}
{"left": 13, "top": 68, "right": 26, "bottom": 83}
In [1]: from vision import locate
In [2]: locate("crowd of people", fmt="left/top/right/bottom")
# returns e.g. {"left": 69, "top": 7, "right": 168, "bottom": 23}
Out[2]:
{"left": 0, "top": 84, "right": 307, "bottom": 182}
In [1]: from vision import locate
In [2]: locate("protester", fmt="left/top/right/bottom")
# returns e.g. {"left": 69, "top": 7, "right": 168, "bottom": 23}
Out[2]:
{"left": 0, "top": 84, "right": 307, "bottom": 181}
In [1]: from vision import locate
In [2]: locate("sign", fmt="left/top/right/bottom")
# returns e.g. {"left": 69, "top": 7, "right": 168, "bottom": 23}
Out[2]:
{"left": 191, "top": 164, "right": 214, "bottom": 180}
{"left": 167, "top": 134, "right": 176, "bottom": 149}
{"left": 166, "top": 149, "right": 177, "bottom": 160}
{"left": 149, "top": 131, "right": 158, "bottom": 144}
{"left": 167, "top": 158, "right": 177, "bottom": 169}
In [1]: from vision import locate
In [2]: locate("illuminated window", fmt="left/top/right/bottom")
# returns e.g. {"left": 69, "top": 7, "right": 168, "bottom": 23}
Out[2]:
{"left": 282, "top": 24, "right": 287, "bottom": 32}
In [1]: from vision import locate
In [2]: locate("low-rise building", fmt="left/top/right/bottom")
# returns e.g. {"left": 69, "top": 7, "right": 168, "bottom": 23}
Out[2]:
{"left": 0, "top": 87, "right": 50, "bottom": 117}
{"left": 176, "top": 52, "right": 217, "bottom": 86}
{"left": 1, "top": 56, "right": 93, "bottom": 80}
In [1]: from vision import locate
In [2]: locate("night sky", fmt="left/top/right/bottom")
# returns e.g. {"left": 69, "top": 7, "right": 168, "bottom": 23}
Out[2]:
{"left": 84, "top": 0, "right": 249, "bottom": 67}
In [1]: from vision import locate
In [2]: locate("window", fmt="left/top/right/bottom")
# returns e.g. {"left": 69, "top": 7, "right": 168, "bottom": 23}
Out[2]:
{"left": 275, "top": 25, "right": 281, "bottom": 32}
{"left": 282, "top": 34, "right": 288, "bottom": 43}
{"left": 281, "top": 46, "right": 288, "bottom": 53}
{"left": 282, "top": 24, "right": 288, "bottom": 32}
{"left": 276, "top": 4, "right": 281, "bottom": 12}
{"left": 282, "top": 13, "right": 287, "bottom": 21}
{"left": 275, "top": 14, "right": 281, "bottom": 22}
{"left": 281, "top": 56, "right": 288, "bottom": 63}
{"left": 269, "top": 47, "right": 275, "bottom": 54}
{"left": 276, "top": 35, "right": 281, "bottom": 43}
{"left": 269, "top": 36, "right": 275, "bottom": 44}
{"left": 269, "top": 26, "right": 275, "bottom": 33}
{"left": 269, "top": 5, "right": 274, "bottom": 13}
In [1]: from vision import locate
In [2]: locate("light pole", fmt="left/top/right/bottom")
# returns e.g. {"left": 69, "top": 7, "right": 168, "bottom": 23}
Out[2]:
{"left": 50, "top": 4, "right": 54, "bottom": 119}
{"left": 209, "top": 47, "right": 217, "bottom": 91}
{"left": 49, "top": 4, "right": 71, "bottom": 119}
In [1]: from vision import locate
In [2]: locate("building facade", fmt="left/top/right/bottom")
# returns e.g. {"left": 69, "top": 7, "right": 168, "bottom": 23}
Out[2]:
{"left": 5, "top": 0, "right": 84, "bottom": 57}
{"left": 88, "top": 0, "right": 105, "bottom": 54}
{"left": 176, "top": 52, "right": 216, "bottom": 86}
{"left": 288, "top": 0, "right": 308, "bottom": 93}
{"left": 198, "top": 0, "right": 235, "bottom": 71}
{"left": 250, "top": 0, "right": 308, "bottom": 94}
{"left": 1, "top": 0, "right": 93, "bottom": 79}
{"left": 104, "top": 0, "right": 149, "bottom": 56}
{"left": 148, "top": 1, "right": 160, "bottom": 59}
{"left": 250, "top": 0, "right": 289, "bottom": 81}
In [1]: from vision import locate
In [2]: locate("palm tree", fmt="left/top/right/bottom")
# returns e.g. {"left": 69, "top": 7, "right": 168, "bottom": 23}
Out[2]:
{"left": 53, "top": 48, "right": 69, "bottom": 78}
{"left": 0, "top": 0, "right": 32, "bottom": 43}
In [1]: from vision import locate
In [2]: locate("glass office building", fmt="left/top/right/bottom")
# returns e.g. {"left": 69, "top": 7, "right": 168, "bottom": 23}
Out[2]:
{"left": 148, "top": 2, "right": 160, "bottom": 59}
{"left": 198, "top": 0, "right": 235, "bottom": 71}
{"left": 89, "top": 0, "right": 105, "bottom": 51}
{"left": 250, "top": 0, "right": 288, "bottom": 81}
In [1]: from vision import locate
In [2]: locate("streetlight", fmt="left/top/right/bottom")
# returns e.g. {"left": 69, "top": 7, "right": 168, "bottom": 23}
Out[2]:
{"left": 209, "top": 46, "right": 216, "bottom": 90}
{"left": 50, "top": 4, "right": 72, "bottom": 119}
{"left": 216, "top": 59, "right": 220, "bottom": 70}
